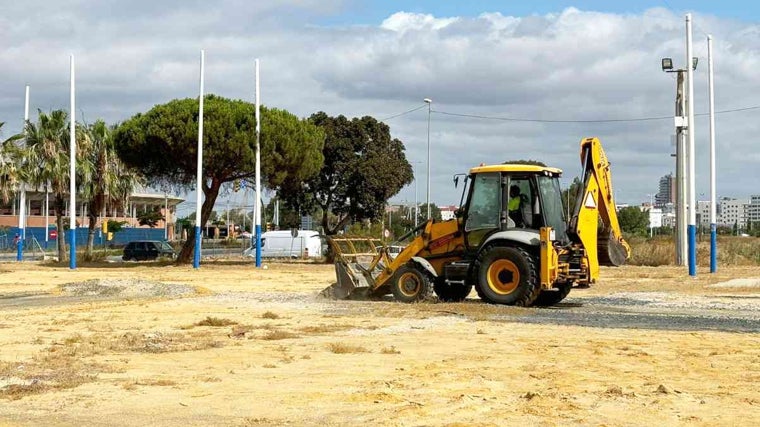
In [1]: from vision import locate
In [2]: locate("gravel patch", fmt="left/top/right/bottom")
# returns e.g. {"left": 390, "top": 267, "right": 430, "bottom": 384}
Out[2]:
{"left": 58, "top": 278, "right": 195, "bottom": 298}
{"left": 708, "top": 278, "right": 760, "bottom": 289}
{"left": 589, "top": 292, "right": 760, "bottom": 312}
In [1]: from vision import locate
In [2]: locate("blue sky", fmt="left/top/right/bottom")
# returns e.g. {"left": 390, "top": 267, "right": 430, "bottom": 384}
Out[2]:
{"left": 325, "top": 1, "right": 755, "bottom": 25}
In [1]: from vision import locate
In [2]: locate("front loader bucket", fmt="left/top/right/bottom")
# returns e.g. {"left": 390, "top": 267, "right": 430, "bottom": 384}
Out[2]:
{"left": 320, "top": 262, "right": 365, "bottom": 299}
{"left": 319, "top": 236, "right": 387, "bottom": 300}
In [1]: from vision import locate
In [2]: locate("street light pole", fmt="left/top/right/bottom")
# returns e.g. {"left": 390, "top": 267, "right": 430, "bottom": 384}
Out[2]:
{"left": 424, "top": 98, "right": 432, "bottom": 220}
{"left": 662, "top": 46, "right": 697, "bottom": 268}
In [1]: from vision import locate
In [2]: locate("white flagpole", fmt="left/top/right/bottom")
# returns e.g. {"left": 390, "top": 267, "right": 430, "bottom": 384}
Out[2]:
{"left": 17, "top": 85, "right": 30, "bottom": 261}
{"left": 685, "top": 14, "right": 697, "bottom": 277}
{"left": 193, "top": 49, "right": 205, "bottom": 269}
{"left": 708, "top": 35, "right": 717, "bottom": 273}
{"left": 69, "top": 55, "right": 77, "bottom": 269}
{"left": 254, "top": 58, "right": 262, "bottom": 267}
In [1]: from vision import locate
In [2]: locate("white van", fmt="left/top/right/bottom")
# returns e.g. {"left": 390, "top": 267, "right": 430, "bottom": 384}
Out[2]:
{"left": 244, "top": 230, "right": 324, "bottom": 259}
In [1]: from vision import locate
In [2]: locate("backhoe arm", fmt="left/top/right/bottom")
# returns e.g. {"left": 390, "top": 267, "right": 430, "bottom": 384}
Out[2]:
{"left": 568, "top": 137, "right": 631, "bottom": 281}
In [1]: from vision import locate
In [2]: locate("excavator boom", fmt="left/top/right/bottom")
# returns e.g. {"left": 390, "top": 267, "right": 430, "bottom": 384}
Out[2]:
{"left": 567, "top": 137, "right": 631, "bottom": 282}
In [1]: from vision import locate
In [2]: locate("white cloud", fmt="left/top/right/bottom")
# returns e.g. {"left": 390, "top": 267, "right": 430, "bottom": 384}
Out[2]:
{"left": 1, "top": 2, "right": 758, "bottom": 213}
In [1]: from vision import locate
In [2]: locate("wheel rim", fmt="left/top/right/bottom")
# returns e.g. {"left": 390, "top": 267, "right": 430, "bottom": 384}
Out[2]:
{"left": 397, "top": 272, "right": 422, "bottom": 297}
{"left": 487, "top": 259, "right": 520, "bottom": 295}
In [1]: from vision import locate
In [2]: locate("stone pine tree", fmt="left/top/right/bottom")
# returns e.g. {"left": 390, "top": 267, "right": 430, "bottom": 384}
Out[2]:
{"left": 114, "top": 95, "right": 324, "bottom": 263}
{"left": 278, "top": 112, "right": 413, "bottom": 235}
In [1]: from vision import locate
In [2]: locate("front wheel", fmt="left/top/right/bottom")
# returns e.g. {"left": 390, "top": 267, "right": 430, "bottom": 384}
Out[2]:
{"left": 474, "top": 246, "right": 540, "bottom": 306}
{"left": 391, "top": 264, "right": 434, "bottom": 303}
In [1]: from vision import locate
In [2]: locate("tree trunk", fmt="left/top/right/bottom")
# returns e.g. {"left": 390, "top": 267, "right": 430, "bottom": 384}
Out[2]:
{"left": 86, "top": 212, "right": 97, "bottom": 260}
{"left": 326, "top": 214, "right": 352, "bottom": 235}
{"left": 55, "top": 195, "right": 67, "bottom": 262}
{"left": 176, "top": 180, "right": 222, "bottom": 264}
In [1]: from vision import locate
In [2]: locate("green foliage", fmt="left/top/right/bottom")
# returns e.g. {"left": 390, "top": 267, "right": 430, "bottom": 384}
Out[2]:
{"left": 264, "top": 198, "right": 301, "bottom": 230}
{"left": 503, "top": 159, "right": 548, "bottom": 167}
{"left": 113, "top": 95, "right": 324, "bottom": 262}
{"left": 82, "top": 120, "right": 140, "bottom": 257}
{"left": 137, "top": 209, "right": 165, "bottom": 228}
{"left": 176, "top": 217, "right": 192, "bottom": 232}
{"left": 114, "top": 95, "right": 324, "bottom": 193}
{"left": 20, "top": 110, "right": 93, "bottom": 261}
{"left": 107, "top": 221, "right": 128, "bottom": 233}
{"left": 617, "top": 206, "right": 650, "bottom": 236}
{"left": 279, "top": 112, "right": 413, "bottom": 235}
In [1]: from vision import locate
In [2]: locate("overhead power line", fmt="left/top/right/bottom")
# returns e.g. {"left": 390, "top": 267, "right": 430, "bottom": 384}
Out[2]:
{"left": 430, "top": 104, "right": 760, "bottom": 124}
{"left": 381, "top": 104, "right": 427, "bottom": 121}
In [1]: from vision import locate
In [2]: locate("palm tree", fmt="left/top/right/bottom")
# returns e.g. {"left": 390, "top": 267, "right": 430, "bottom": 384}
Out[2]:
{"left": 0, "top": 122, "right": 25, "bottom": 204}
{"left": 24, "top": 110, "right": 93, "bottom": 262}
{"left": 81, "top": 121, "right": 140, "bottom": 259}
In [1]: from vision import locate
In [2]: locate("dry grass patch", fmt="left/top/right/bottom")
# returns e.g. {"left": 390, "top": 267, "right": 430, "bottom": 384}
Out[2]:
{"left": 380, "top": 346, "right": 401, "bottom": 354}
{"left": 328, "top": 342, "right": 369, "bottom": 354}
{"left": 2, "top": 329, "right": 224, "bottom": 399}
{"left": 298, "top": 324, "right": 355, "bottom": 335}
{"left": 113, "top": 331, "right": 223, "bottom": 353}
{"left": 261, "top": 311, "right": 280, "bottom": 319}
{"left": 194, "top": 316, "right": 238, "bottom": 327}
{"left": 260, "top": 330, "right": 300, "bottom": 341}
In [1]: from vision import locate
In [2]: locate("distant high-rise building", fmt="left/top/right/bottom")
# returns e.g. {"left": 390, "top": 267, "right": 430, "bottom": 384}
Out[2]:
{"left": 655, "top": 173, "right": 675, "bottom": 206}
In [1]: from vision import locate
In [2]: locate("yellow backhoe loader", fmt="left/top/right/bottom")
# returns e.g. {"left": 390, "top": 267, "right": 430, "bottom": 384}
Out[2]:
{"left": 323, "top": 137, "right": 631, "bottom": 306}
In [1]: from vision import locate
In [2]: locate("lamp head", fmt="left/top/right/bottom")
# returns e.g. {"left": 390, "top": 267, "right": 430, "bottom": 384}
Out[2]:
{"left": 692, "top": 57, "right": 698, "bottom": 70}
{"left": 423, "top": 98, "right": 432, "bottom": 104}
{"left": 661, "top": 58, "right": 673, "bottom": 71}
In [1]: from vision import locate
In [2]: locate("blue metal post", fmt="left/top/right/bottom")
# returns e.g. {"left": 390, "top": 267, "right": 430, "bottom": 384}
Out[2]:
{"left": 688, "top": 224, "right": 696, "bottom": 276}
{"left": 255, "top": 224, "right": 262, "bottom": 267}
{"left": 69, "top": 228, "right": 76, "bottom": 269}
{"left": 16, "top": 231, "right": 23, "bottom": 261}
{"left": 710, "top": 224, "right": 717, "bottom": 273}
{"left": 193, "top": 226, "right": 201, "bottom": 268}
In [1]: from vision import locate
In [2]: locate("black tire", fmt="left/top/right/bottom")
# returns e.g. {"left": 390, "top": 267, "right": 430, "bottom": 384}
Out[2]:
{"left": 122, "top": 255, "right": 129, "bottom": 261}
{"left": 391, "top": 264, "right": 434, "bottom": 303}
{"left": 434, "top": 278, "right": 473, "bottom": 302}
{"left": 533, "top": 282, "right": 572, "bottom": 307}
{"left": 474, "top": 246, "right": 540, "bottom": 306}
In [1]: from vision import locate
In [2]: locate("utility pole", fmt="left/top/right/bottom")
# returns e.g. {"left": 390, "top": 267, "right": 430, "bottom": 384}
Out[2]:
{"left": 672, "top": 71, "right": 688, "bottom": 266}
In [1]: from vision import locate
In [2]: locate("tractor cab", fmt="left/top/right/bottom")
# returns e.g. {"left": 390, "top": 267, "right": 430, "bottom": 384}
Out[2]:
{"left": 459, "top": 164, "right": 567, "bottom": 252}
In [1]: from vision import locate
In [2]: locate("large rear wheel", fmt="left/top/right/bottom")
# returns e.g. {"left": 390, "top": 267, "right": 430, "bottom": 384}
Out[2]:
{"left": 391, "top": 264, "right": 434, "bottom": 303}
{"left": 532, "top": 282, "right": 572, "bottom": 307}
{"left": 474, "top": 246, "right": 540, "bottom": 306}
{"left": 434, "top": 278, "right": 472, "bottom": 302}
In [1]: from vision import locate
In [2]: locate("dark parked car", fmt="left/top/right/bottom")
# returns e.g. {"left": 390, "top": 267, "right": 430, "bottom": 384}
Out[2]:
{"left": 122, "top": 240, "right": 176, "bottom": 261}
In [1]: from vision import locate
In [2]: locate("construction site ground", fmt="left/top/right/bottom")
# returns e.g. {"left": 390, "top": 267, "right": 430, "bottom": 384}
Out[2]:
{"left": 0, "top": 261, "right": 758, "bottom": 426}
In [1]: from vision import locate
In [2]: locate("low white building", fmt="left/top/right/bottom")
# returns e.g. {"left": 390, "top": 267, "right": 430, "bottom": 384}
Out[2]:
{"left": 439, "top": 205, "right": 458, "bottom": 221}
{"left": 718, "top": 198, "right": 748, "bottom": 228}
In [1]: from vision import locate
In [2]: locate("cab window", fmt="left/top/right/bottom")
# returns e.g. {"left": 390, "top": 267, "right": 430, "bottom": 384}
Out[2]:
{"left": 507, "top": 177, "right": 535, "bottom": 229}
{"left": 465, "top": 172, "right": 501, "bottom": 232}
{"left": 465, "top": 172, "right": 501, "bottom": 248}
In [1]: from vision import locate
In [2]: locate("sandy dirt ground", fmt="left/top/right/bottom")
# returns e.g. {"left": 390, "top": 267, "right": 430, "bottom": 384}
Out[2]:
{"left": 0, "top": 261, "right": 758, "bottom": 426}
